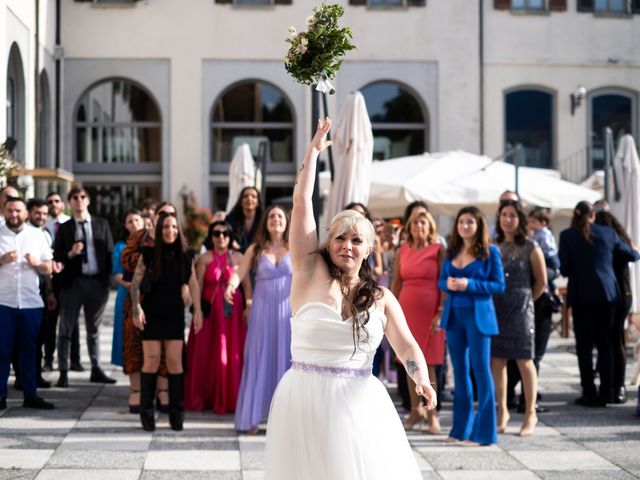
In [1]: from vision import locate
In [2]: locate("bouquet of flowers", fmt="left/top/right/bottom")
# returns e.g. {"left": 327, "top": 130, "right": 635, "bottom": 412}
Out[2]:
{"left": 284, "top": 3, "right": 356, "bottom": 94}
{"left": 183, "top": 193, "right": 213, "bottom": 253}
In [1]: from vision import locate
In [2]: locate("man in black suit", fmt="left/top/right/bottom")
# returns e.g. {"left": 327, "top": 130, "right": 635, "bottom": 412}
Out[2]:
{"left": 53, "top": 186, "right": 115, "bottom": 387}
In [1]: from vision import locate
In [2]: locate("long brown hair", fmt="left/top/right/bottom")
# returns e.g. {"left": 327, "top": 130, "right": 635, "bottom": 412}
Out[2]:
{"left": 319, "top": 210, "right": 383, "bottom": 354}
{"left": 571, "top": 201, "right": 593, "bottom": 244}
{"left": 448, "top": 206, "right": 490, "bottom": 260}
{"left": 495, "top": 200, "right": 528, "bottom": 245}
{"left": 595, "top": 210, "right": 632, "bottom": 246}
{"left": 251, "top": 205, "right": 290, "bottom": 271}
{"left": 152, "top": 212, "right": 189, "bottom": 281}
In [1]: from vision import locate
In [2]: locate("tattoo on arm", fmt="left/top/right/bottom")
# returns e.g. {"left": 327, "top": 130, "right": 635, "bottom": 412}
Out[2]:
{"left": 405, "top": 358, "right": 421, "bottom": 376}
{"left": 130, "top": 257, "right": 145, "bottom": 316}
{"left": 294, "top": 162, "right": 305, "bottom": 185}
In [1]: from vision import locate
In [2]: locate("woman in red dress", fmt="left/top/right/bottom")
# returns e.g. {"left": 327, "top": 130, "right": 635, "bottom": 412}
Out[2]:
{"left": 184, "top": 221, "right": 249, "bottom": 414}
{"left": 392, "top": 209, "right": 445, "bottom": 433}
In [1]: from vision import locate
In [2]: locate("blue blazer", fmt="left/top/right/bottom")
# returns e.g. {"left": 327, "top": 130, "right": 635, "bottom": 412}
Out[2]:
{"left": 438, "top": 244, "right": 506, "bottom": 336}
{"left": 559, "top": 223, "right": 640, "bottom": 306}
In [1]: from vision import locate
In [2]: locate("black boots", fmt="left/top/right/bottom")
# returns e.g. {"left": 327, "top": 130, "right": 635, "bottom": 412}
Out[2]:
{"left": 168, "top": 373, "right": 184, "bottom": 431}
{"left": 140, "top": 372, "right": 157, "bottom": 431}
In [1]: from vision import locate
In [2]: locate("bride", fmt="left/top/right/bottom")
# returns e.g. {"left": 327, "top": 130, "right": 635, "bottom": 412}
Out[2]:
{"left": 264, "top": 117, "right": 437, "bottom": 480}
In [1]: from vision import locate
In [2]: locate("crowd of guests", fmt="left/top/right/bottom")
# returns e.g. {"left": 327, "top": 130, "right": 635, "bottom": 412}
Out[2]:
{"left": 1, "top": 181, "right": 638, "bottom": 443}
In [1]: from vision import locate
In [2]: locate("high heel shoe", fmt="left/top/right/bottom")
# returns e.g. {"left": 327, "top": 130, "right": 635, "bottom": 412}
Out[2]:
{"left": 497, "top": 408, "right": 510, "bottom": 433}
{"left": 519, "top": 412, "right": 538, "bottom": 437}
{"left": 403, "top": 410, "right": 425, "bottom": 431}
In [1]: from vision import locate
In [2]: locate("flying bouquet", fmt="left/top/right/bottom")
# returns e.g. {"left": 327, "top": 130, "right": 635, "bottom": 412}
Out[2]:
{"left": 284, "top": 3, "right": 356, "bottom": 95}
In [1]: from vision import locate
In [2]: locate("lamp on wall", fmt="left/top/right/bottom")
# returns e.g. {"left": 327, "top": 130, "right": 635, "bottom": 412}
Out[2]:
{"left": 570, "top": 85, "right": 587, "bottom": 116}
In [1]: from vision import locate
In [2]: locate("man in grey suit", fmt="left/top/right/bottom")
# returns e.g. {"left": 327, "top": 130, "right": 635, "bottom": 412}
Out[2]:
{"left": 53, "top": 186, "right": 115, "bottom": 387}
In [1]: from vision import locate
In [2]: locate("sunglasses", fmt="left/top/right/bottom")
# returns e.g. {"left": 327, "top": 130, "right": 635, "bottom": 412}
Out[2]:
{"left": 71, "top": 194, "right": 87, "bottom": 200}
{"left": 211, "top": 230, "right": 230, "bottom": 238}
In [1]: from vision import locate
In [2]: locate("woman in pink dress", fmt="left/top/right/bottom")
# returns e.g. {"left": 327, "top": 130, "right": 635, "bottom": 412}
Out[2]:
{"left": 184, "top": 221, "right": 249, "bottom": 414}
{"left": 391, "top": 209, "right": 445, "bottom": 433}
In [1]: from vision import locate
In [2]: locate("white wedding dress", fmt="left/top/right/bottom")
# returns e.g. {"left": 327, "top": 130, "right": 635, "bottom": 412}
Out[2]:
{"left": 264, "top": 301, "right": 422, "bottom": 480}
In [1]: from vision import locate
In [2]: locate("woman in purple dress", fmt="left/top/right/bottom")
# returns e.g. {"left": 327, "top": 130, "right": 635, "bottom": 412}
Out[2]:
{"left": 225, "top": 205, "right": 293, "bottom": 434}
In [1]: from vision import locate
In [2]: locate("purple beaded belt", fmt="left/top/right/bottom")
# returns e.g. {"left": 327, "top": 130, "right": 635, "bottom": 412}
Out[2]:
{"left": 291, "top": 360, "right": 371, "bottom": 378}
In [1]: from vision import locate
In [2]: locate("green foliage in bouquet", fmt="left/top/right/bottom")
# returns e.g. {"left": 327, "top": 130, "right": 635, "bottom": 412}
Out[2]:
{"left": 0, "top": 143, "right": 20, "bottom": 188}
{"left": 284, "top": 3, "right": 356, "bottom": 86}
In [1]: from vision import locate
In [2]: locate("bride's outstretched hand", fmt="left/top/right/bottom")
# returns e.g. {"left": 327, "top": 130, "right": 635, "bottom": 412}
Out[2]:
{"left": 416, "top": 383, "right": 438, "bottom": 411}
{"left": 311, "top": 117, "right": 332, "bottom": 153}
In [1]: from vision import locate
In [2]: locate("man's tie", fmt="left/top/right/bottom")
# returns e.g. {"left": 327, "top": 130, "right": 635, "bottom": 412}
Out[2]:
{"left": 79, "top": 220, "right": 88, "bottom": 264}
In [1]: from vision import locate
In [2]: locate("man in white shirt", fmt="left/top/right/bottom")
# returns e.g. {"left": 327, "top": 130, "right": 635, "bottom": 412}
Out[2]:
{"left": 0, "top": 197, "right": 54, "bottom": 410}
{"left": 0, "top": 185, "right": 19, "bottom": 227}
{"left": 44, "top": 192, "right": 70, "bottom": 242}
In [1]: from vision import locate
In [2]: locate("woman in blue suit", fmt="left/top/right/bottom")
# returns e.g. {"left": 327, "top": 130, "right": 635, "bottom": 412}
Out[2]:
{"left": 559, "top": 201, "right": 640, "bottom": 407}
{"left": 438, "top": 206, "right": 505, "bottom": 445}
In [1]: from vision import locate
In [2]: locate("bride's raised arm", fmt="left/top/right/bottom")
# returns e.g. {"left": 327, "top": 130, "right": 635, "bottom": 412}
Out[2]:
{"left": 290, "top": 117, "right": 332, "bottom": 273}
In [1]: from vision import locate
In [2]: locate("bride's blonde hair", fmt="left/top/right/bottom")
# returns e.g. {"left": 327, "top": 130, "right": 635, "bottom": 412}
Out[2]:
{"left": 318, "top": 209, "right": 382, "bottom": 355}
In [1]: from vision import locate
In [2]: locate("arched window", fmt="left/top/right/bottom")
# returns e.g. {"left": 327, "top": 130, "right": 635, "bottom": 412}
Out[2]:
{"left": 361, "top": 81, "right": 428, "bottom": 160}
{"left": 211, "top": 80, "right": 294, "bottom": 167}
{"left": 38, "top": 71, "right": 51, "bottom": 168}
{"left": 74, "top": 79, "right": 161, "bottom": 167}
{"left": 589, "top": 89, "right": 637, "bottom": 172}
{"left": 6, "top": 43, "right": 25, "bottom": 162}
{"left": 505, "top": 88, "right": 554, "bottom": 169}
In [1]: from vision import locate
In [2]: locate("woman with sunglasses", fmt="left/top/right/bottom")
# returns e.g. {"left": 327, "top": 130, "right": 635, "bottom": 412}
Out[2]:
{"left": 184, "top": 221, "right": 249, "bottom": 414}
{"left": 225, "top": 205, "right": 293, "bottom": 434}
{"left": 131, "top": 212, "right": 203, "bottom": 432}
{"left": 226, "top": 187, "right": 263, "bottom": 253}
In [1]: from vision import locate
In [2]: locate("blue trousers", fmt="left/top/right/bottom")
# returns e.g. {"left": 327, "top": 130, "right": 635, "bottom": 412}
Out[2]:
{"left": 446, "top": 307, "right": 496, "bottom": 445}
{"left": 0, "top": 305, "right": 43, "bottom": 398}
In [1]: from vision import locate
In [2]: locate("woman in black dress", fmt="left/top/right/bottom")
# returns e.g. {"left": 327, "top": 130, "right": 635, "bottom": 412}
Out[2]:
{"left": 226, "top": 186, "right": 263, "bottom": 253}
{"left": 131, "top": 212, "right": 203, "bottom": 431}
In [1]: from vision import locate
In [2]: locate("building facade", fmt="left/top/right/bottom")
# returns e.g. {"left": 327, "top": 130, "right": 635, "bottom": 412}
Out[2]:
{"left": 2, "top": 0, "right": 639, "bottom": 220}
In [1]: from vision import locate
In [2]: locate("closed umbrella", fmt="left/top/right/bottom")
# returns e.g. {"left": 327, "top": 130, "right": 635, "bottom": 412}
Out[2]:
{"left": 612, "top": 134, "right": 640, "bottom": 312}
{"left": 325, "top": 91, "right": 374, "bottom": 221}
{"left": 226, "top": 143, "right": 257, "bottom": 213}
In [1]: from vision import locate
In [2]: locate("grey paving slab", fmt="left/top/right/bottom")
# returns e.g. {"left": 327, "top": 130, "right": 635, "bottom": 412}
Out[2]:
{"left": 580, "top": 440, "right": 640, "bottom": 471}
{"left": 0, "top": 449, "right": 54, "bottom": 469}
{"left": 45, "top": 450, "right": 147, "bottom": 469}
{"left": 510, "top": 450, "right": 619, "bottom": 471}
{"left": 242, "top": 472, "right": 264, "bottom": 480}
{"left": 0, "top": 470, "right": 38, "bottom": 480}
{"left": 140, "top": 472, "right": 242, "bottom": 480}
{"left": 150, "top": 436, "right": 239, "bottom": 451}
{"left": 416, "top": 448, "right": 524, "bottom": 471}
{"left": 59, "top": 432, "right": 152, "bottom": 451}
{"left": 497, "top": 433, "right": 587, "bottom": 451}
{"left": 534, "top": 471, "right": 640, "bottom": 480}
{"left": 438, "top": 472, "right": 539, "bottom": 480}
{"left": 144, "top": 450, "right": 241, "bottom": 470}
{"left": 34, "top": 469, "right": 141, "bottom": 480}
{"left": 239, "top": 446, "right": 264, "bottom": 471}
{"left": 0, "top": 435, "right": 64, "bottom": 450}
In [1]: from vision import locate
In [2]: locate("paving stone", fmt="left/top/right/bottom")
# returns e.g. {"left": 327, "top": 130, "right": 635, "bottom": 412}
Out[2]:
{"left": 534, "top": 471, "right": 639, "bottom": 480}
{"left": 239, "top": 447, "right": 264, "bottom": 471}
{"left": 580, "top": 440, "right": 640, "bottom": 471}
{"left": 497, "top": 433, "right": 586, "bottom": 451}
{"left": 242, "top": 471, "right": 263, "bottom": 480}
{"left": 0, "top": 449, "right": 54, "bottom": 469}
{"left": 0, "top": 434, "right": 64, "bottom": 450}
{"left": 144, "top": 450, "right": 241, "bottom": 470}
{"left": 0, "top": 470, "right": 37, "bottom": 480}
{"left": 510, "top": 451, "right": 619, "bottom": 471}
{"left": 45, "top": 450, "right": 147, "bottom": 469}
{"left": 141, "top": 472, "right": 242, "bottom": 480}
{"left": 150, "top": 435, "right": 239, "bottom": 451}
{"left": 34, "top": 469, "right": 141, "bottom": 480}
{"left": 59, "top": 432, "right": 152, "bottom": 451}
{"left": 416, "top": 448, "right": 523, "bottom": 471}
{"left": 438, "top": 471, "right": 539, "bottom": 480}
{"left": 414, "top": 450, "right": 434, "bottom": 471}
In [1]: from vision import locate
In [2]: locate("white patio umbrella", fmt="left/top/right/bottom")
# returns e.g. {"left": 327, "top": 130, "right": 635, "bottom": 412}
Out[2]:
{"left": 612, "top": 134, "right": 640, "bottom": 312}
{"left": 367, "top": 150, "right": 601, "bottom": 217}
{"left": 226, "top": 143, "right": 257, "bottom": 213}
{"left": 325, "top": 91, "right": 374, "bottom": 222}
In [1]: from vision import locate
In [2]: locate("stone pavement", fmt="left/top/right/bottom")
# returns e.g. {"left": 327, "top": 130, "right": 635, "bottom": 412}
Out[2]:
{"left": 1, "top": 294, "right": 639, "bottom": 480}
